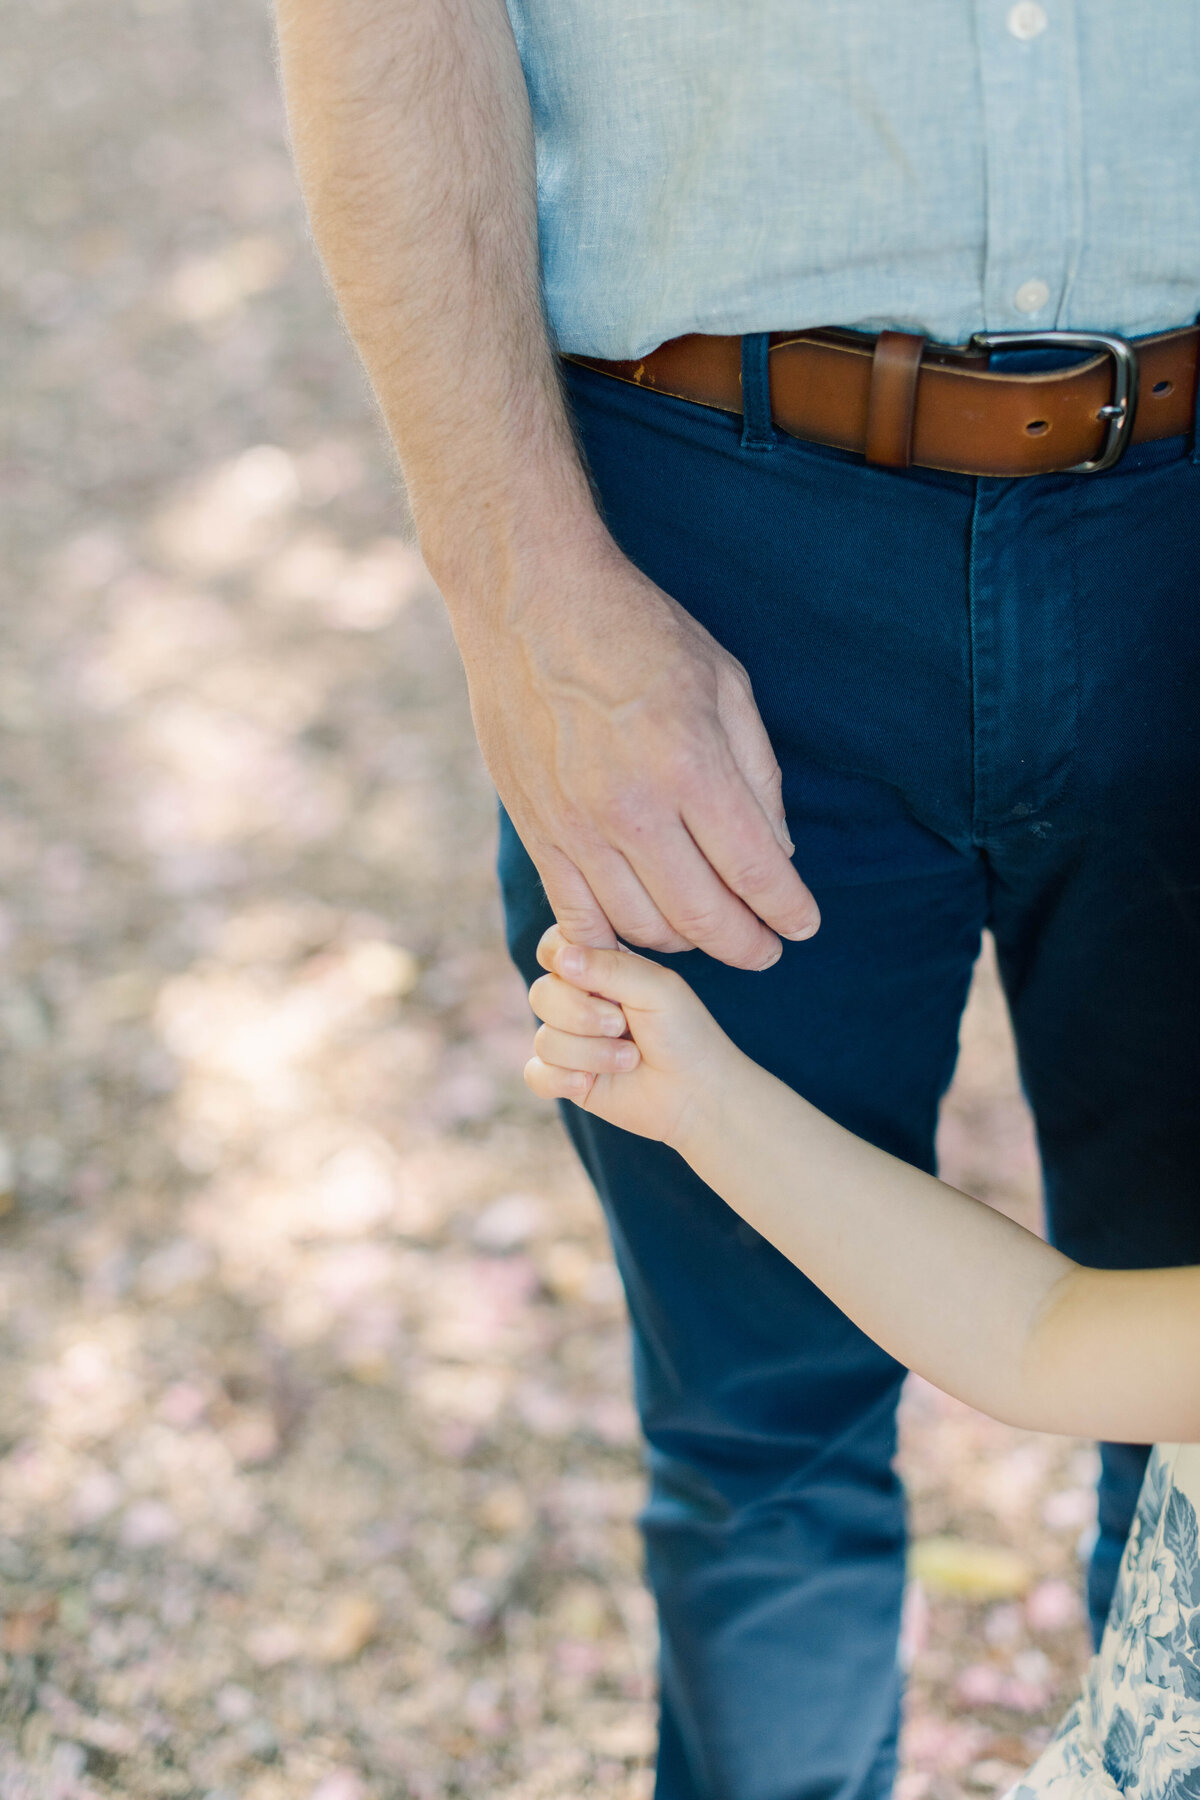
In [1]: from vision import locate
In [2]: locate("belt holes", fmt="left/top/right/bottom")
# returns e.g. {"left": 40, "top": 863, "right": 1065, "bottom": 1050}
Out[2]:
{"left": 1025, "top": 419, "right": 1050, "bottom": 436}
{"left": 1152, "top": 379, "right": 1173, "bottom": 397}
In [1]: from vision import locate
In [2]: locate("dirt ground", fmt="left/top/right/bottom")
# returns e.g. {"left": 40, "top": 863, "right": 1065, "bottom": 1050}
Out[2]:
{"left": 1, "top": 3, "right": 1099, "bottom": 1795}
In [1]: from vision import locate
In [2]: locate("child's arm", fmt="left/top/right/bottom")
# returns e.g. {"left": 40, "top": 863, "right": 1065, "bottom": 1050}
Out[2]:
{"left": 525, "top": 927, "right": 1200, "bottom": 1445}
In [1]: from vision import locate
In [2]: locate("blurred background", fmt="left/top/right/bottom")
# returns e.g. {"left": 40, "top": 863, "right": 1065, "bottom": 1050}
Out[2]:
{"left": 1, "top": 2, "right": 1098, "bottom": 1796}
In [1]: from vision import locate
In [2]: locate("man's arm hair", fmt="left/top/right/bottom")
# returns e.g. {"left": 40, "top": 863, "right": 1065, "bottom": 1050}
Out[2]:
{"left": 274, "top": 0, "right": 604, "bottom": 606}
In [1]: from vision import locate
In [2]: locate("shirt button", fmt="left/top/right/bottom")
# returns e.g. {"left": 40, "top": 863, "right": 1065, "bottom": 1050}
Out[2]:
{"left": 1014, "top": 278, "right": 1051, "bottom": 314}
{"left": 1007, "top": 2, "right": 1048, "bottom": 38}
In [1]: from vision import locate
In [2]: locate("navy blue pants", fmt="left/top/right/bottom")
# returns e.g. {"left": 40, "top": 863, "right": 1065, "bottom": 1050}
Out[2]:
{"left": 497, "top": 351, "right": 1200, "bottom": 1800}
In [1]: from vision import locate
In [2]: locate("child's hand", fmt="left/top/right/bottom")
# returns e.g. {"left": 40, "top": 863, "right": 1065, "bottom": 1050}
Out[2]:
{"left": 523, "top": 924, "right": 737, "bottom": 1146}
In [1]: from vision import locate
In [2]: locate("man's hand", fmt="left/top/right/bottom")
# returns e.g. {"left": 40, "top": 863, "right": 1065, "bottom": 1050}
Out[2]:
{"left": 456, "top": 534, "right": 819, "bottom": 969}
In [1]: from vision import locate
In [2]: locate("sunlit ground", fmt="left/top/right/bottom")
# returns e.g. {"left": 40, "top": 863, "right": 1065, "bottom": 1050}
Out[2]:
{"left": 1, "top": 3, "right": 1094, "bottom": 1794}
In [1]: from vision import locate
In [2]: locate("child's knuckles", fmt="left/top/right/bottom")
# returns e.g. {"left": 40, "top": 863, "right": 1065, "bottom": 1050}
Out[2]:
{"left": 538, "top": 1025, "right": 603, "bottom": 1073}
{"left": 530, "top": 1057, "right": 579, "bottom": 1099}
{"left": 534, "top": 974, "right": 583, "bottom": 1023}
{"left": 554, "top": 942, "right": 590, "bottom": 979}
{"left": 555, "top": 982, "right": 598, "bottom": 1028}
{"left": 527, "top": 973, "right": 553, "bottom": 1016}
{"left": 523, "top": 1055, "right": 548, "bottom": 1093}
{"left": 536, "top": 923, "right": 567, "bottom": 969}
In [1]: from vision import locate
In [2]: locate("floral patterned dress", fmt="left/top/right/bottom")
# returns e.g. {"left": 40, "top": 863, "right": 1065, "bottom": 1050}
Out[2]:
{"left": 1009, "top": 1445, "right": 1200, "bottom": 1800}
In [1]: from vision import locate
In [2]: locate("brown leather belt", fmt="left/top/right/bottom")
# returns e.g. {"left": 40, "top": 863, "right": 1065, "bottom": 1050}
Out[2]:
{"left": 565, "top": 324, "right": 1200, "bottom": 479}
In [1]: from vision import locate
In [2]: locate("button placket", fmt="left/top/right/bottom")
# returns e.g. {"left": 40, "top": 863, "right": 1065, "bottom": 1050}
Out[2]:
{"left": 976, "top": 0, "right": 1081, "bottom": 332}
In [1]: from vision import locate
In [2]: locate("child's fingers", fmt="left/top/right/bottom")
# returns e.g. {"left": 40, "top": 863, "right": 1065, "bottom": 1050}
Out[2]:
{"left": 533, "top": 1022, "right": 641, "bottom": 1076}
{"left": 535, "top": 926, "right": 680, "bottom": 1012}
{"left": 529, "top": 972, "right": 628, "bottom": 1039}
{"left": 523, "top": 1055, "right": 595, "bottom": 1105}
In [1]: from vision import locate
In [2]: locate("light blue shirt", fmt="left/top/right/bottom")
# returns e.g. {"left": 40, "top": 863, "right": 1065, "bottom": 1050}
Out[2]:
{"left": 504, "top": 0, "right": 1200, "bottom": 360}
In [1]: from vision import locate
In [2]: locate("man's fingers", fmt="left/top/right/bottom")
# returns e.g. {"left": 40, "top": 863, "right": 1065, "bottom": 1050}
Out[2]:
{"left": 611, "top": 820, "right": 787, "bottom": 970}
{"left": 533, "top": 843, "right": 619, "bottom": 949}
{"left": 533, "top": 1021, "right": 641, "bottom": 1075}
{"left": 573, "top": 842, "right": 693, "bottom": 954}
{"left": 535, "top": 839, "right": 690, "bottom": 954}
{"left": 539, "top": 803, "right": 813, "bottom": 970}
{"left": 684, "top": 771, "right": 820, "bottom": 944}
{"left": 524, "top": 1055, "right": 596, "bottom": 1105}
{"left": 717, "top": 664, "right": 795, "bottom": 856}
{"left": 527, "top": 753, "right": 816, "bottom": 972}
{"left": 529, "top": 971, "right": 628, "bottom": 1038}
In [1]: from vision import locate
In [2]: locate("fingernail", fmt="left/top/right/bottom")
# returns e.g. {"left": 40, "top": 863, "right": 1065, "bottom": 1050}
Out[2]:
{"left": 614, "top": 1044, "right": 638, "bottom": 1070}
{"left": 560, "top": 947, "right": 586, "bottom": 975}
{"left": 756, "top": 945, "right": 783, "bottom": 971}
{"left": 784, "top": 918, "right": 819, "bottom": 942}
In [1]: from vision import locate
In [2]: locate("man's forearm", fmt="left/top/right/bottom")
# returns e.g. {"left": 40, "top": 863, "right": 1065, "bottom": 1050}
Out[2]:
{"left": 274, "top": 0, "right": 604, "bottom": 609}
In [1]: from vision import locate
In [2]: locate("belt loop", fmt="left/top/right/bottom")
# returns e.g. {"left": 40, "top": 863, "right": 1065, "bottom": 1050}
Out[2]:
{"left": 865, "top": 331, "right": 926, "bottom": 469}
{"left": 740, "top": 333, "right": 777, "bottom": 451}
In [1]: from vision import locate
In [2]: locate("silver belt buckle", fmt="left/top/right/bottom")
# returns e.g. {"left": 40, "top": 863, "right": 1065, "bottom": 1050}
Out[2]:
{"left": 967, "top": 329, "right": 1140, "bottom": 474}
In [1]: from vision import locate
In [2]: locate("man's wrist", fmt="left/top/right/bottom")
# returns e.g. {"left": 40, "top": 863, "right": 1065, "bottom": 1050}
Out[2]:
{"left": 424, "top": 494, "right": 614, "bottom": 630}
